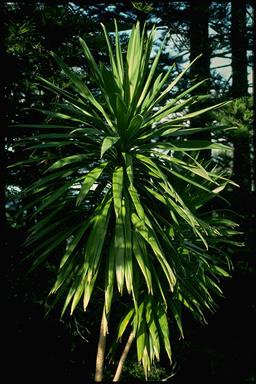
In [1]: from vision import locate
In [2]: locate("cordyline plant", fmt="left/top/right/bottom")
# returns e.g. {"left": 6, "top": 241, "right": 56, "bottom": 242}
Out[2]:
{"left": 11, "top": 21, "right": 241, "bottom": 381}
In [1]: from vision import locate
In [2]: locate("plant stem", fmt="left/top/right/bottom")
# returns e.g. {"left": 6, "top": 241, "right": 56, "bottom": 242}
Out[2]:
{"left": 113, "top": 330, "right": 135, "bottom": 382}
{"left": 94, "top": 307, "right": 107, "bottom": 382}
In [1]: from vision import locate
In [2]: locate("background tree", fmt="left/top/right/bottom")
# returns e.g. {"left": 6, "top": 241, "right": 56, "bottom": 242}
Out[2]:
{"left": 189, "top": 0, "right": 211, "bottom": 144}
{"left": 230, "top": 0, "right": 250, "bottom": 192}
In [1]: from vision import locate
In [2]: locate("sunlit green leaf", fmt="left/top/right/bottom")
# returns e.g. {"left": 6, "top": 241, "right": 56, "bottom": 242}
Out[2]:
{"left": 76, "top": 162, "right": 108, "bottom": 205}
{"left": 101, "top": 136, "right": 119, "bottom": 158}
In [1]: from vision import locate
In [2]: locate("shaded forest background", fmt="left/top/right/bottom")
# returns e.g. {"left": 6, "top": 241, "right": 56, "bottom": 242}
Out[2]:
{"left": 2, "top": 1, "right": 255, "bottom": 381}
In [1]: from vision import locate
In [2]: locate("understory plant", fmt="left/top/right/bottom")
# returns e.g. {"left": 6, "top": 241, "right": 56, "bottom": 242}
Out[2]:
{"left": 11, "top": 21, "right": 242, "bottom": 381}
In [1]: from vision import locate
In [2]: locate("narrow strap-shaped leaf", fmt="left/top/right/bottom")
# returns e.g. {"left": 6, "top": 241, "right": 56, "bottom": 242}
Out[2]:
{"left": 145, "top": 298, "right": 160, "bottom": 361}
{"left": 123, "top": 153, "right": 145, "bottom": 222}
{"left": 117, "top": 308, "right": 135, "bottom": 339}
{"left": 169, "top": 300, "right": 184, "bottom": 338}
{"left": 14, "top": 123, "right": 79, "bottom": 130}
{"left": 131, "top": 213, "right": 176, "bottom": 292}
{"left": 76, "top": 162, "right": 108, "bottom": 205}
{"left": 143, "top": 94, "right": 199, "bottom": 127}
{"left": 59, "top": 221, "right": 90, "bottom": 270}
{"left": 114, "top": 19, "right": 124, "bottom": 87}
{"left": 152, "top": 140, "right": 231, "bottom": 152}
{"left": 115, "top": 93, "right": 129, "bottom": 135}
{"left": 167, "top": 124, "right": 236, "bottom": 137}
{"left": 31, "top": 108, "right": 87, "bottom": 125}
{"left": 149, "top": 262, "right": 168, "bottom": 308}
{"left": 169, "top": 169, "right": 215, "bottom": 193}
{"left": 83, "top": 270, "right": 99, "bottom": 311}
{"left": 70, "top": 275, "right": 86, "bottom": 314}
{"left": 83, "top": 194, "right": 112, "bottom": 283}
{"left": 27, "top": 226, "right": 76, "bottom": 272}
{"left": 101, "top": 136, "right": 119, "bottom": 158}
{"left": 137, "top": 32, "right": 169, "bottom": 110}
{"left": 139, "top": 62, "right": 175, "bottom": 115}
{"left": 36, "top": 181, "right": 74, "bottom": 214}
{"left": 135, "top": 153, "right": 168, "bottom": 185}
{"left": 137, "top": 317, "right": 147, "bottom": 362}
{"left": 37, "top": 80, "right": 109, "bottom": 132}
{"left": 51, "top": 51, "right": 101, "bottom": 103}
{"left": 146, "top": 79, "right": 208, "bottom": 125}
{"left": 156, "top": 303, "right": 172, "bottom": 362}
{"left": 25, "top": 218, "right": 69, "bottom": 247}
{"left": 26, "top": 141, "right": 71, "bottom": 150}
{"left": 122, "top": 195, "right": 133, "bottom": 294}
{"left": 105, "top": 238, "right": 115, "bottom": 317}
{"left": 50, "top": 221, "right": 90, "bottom": 293}
{"left": 112, "top": 166, "right": 124, "bottom": 217}
{"left": 126, "top": 114, "right": 144, "bottom": 140}
{"left": 136, "top": 125, "right": 182, "bottom": 143}
{"left": 79, "top": 37, "right": 103, "bottom": 87}
{"left": 133, "top": 232, "right": 153, "bottom": 294}
{"left": 169, "top": 100, "right": 232, "bottom": 125}
{"left": 60, "top": 265, "right": 82, "bottom": 316}
{"left": 159, "top": 190, "right": 208, "bottom": 248}
{"left": 23, "top": 168, "right": 75, "bottom": 195}
{"left": 56, "top": 102, "right": 106, "bottom": 131}
{"left": 138, "top": 72, "right": 163, "bottom": 115}
{"left": 26, "top": 133, "right": 70, "bottom": 140}
{"left": 154, "top": 54, "right": 203, "bottom": 106}
{"left": 131, "top": 264, "right": 141, "bottom": 331}
{"left": 47, "top": 154, "right": 93, "bottom": 171}
{"left": 126, "top": 22, "right": 143, "bottom": 100}
{"left": 154, "top": 151, "right": 215, "bottom": 183}
{"left": 100, "top": 22, "right": 122, "bottom": 94}
{"left": 37, "top": 76, "right": 101, "bottom": 118}
{"left": 114, "top": 212, "right": 125, "bottom": 294}
{"left": 27, "top": 209, "right": 59, "bottom": 237}
{"left": 52, "top": 50, "right": 115, "bottom": 133}
{"left": 99, "top": 63, "right": 119, "bottom": 113}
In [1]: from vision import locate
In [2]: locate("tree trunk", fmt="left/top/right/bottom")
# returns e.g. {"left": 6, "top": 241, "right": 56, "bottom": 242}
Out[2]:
{"left": 113, "top": 330, "right": 135, "bottom": 382}
{"left": 231, "top": 0, "right": 249, "bottom": 192}
{"left": 94, "top": 307, "right": 108, "bottom": 382}
{"left": 231, "top": 0, "right": 248, "bottom": 98}
{"left": 189, "top": 0, "right": 211, "bottom": 147}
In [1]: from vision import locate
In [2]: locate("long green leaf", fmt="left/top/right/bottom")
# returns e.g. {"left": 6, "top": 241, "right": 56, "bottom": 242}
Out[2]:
{"left": 145, "top": 299, "right": 160, "bottom": 361}
{"left": 112, "top": 166, "right": 124, "bottom": 217}
{"left": 101, "top": 136, "right": 119, "bottom": 158}
{"left": 133, "top": 232, "right": 153, "bottom": 294}
{"left": 131, "top": 213, "right": 176, "bottom": 292}
{"left": 105, "top": 238, "right": 115, "bottom": 316}
{"left": 47, "top": 154, "right": 92, "bottom": 171}
{"left": 100, "top": 23, "right": 122, "bottom": 93}
{"left": 152, "top": 140, "right": 231, "bottom": 152}
{"left": 76, "top": 162, "right": 108, "bottom": 205}
{"left": 157, "top": 303, "right": 172, "bottom": 362}
{"left": 117, "top": 308, "right": 135, "bottom": 339}
{"left": 83, "top": 194, "right": 112, "bottom": 283}
{"left": 123, "top": 153, "right": 145, "bottom": 221}
{"left": 122, "top": 196, "right": 133, "bottom": 294}
{"left": 114, "top": 212, "right": 125, "bottom": 294}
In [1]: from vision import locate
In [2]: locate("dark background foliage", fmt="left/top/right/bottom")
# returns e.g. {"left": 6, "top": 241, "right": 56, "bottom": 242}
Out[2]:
{"left": 2, "top": 1, "right": 255, "bottom": 381}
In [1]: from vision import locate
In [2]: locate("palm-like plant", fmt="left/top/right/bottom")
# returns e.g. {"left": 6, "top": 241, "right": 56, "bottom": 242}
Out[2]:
{"left": 12, "top": 21, "right": 241, "bottom": 380}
